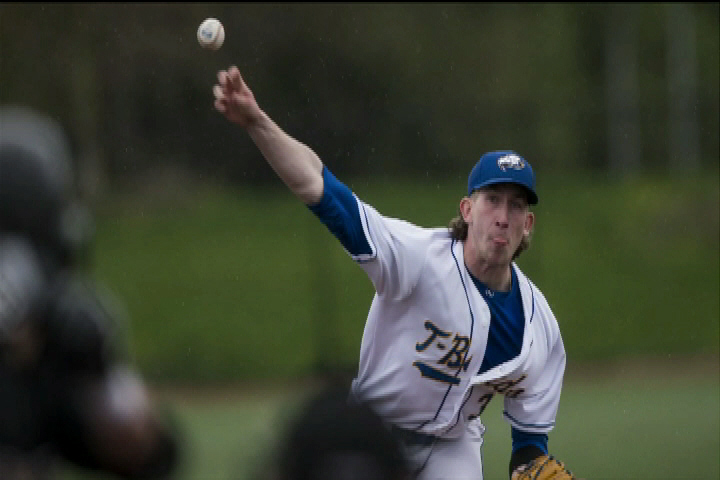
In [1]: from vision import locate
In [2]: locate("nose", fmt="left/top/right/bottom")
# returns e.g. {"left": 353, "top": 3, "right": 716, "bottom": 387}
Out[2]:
{"left": 495, "top": 203, "right": 509, "bottom": 228}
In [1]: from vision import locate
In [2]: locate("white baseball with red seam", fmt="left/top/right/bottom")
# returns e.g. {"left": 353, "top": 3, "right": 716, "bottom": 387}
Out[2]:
{"left": 197, "top": 18, "right": 224, "bottom": 50}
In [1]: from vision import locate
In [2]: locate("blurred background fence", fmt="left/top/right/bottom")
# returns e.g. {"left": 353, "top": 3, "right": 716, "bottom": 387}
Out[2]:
{"left": 1, "top": 3, "right": 718, "bottom": 384}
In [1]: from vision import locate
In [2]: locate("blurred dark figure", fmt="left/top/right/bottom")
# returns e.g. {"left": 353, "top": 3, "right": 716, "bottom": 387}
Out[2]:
{"left": 270, "top": 382, "right": 411, "bottom": 480}
{"left": 0, "top": 106, "right": 180, "bottom": 479}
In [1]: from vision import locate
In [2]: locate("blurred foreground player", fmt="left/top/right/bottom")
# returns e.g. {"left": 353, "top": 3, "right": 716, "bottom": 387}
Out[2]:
{"left": 270, "top": 384, "right": 411, "bottom": 480}
{"left": 0, "top": 106, "right": 179, "bottom": 479}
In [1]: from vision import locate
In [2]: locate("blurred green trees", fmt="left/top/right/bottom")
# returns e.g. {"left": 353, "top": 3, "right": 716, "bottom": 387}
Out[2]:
{"left": 1, "top": 4, "right": 718, "bottom": 193}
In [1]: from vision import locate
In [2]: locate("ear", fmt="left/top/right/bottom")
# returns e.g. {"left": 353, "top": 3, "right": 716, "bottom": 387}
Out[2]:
{"left": 524, "top": 211, "right": 535, "bottom": 235}
{"left": 459, "top": 196, "right": 473, "bottom": 222}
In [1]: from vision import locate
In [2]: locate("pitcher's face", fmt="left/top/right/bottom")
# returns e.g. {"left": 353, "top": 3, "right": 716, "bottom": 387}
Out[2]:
{"left": 461, "top": 184, "right": 534, "bottom": 266}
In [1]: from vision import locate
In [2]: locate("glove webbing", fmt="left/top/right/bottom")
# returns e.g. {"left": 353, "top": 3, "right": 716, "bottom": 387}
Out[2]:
{"left": 516, "top": 454, "right": 575, "bottom": 479}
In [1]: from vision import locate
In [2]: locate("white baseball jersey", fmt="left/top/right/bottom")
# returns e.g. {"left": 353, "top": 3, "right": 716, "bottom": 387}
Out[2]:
{"left": 309, "top": 167, "right": 566, "bottom": 477}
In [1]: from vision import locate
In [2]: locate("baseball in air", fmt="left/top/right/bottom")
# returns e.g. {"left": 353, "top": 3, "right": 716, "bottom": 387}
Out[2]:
{"left": 197, "top": 18, "right": 224, "bottom": 50}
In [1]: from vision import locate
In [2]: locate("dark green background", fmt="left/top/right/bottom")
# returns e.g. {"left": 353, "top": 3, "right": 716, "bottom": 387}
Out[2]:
{"left": 1, "top": 4, "right": 718, "bottom": 188}
{"left": 90, "top": 171, "right": 719, "bottom": 383}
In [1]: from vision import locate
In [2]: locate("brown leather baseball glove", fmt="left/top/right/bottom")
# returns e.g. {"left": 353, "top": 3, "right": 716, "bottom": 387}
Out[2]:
{"left": 511, "top": 455, "right": 577, "bottom": 479}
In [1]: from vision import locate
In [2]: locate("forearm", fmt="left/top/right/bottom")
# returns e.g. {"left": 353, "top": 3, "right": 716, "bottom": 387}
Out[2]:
{"left": 247, "top": 111, "right": 324, "bottom": 205}
{"left": 212, "top": 65, "right": 325, "bottom": 205}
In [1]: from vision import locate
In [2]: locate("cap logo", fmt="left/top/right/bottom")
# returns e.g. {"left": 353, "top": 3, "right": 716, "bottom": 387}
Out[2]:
{"left": 497, "top": 154, "right": 525, "bottom": 172}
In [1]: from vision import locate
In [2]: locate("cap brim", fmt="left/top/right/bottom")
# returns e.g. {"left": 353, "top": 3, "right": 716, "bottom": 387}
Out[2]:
{"left": 470, "top": 179, "right": 538, "bottom": 205}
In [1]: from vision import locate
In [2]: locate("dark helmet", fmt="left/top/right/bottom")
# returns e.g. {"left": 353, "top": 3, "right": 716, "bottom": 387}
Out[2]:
{"left": 0, "top": 106, "right": 93, "bottom": 266}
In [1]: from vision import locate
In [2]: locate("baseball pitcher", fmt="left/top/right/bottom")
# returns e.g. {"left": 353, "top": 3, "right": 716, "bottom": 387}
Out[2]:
{"left": 212, "top": 65, "right": 577, "bottom": 480}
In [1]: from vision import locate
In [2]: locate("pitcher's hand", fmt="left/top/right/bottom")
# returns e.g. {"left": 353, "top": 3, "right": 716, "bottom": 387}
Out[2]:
{"left": 213, "top": 66, "right": 263, "bottom": 127}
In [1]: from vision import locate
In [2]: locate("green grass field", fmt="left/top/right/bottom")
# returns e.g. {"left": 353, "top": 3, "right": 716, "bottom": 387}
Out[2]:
{"left": 61, "top": 355, "right": 719, "bottom": 480}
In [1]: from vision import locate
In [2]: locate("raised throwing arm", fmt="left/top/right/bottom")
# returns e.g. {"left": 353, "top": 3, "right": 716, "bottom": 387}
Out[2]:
{"left": 213, "top": 65, "right": 324, "bottom": 205}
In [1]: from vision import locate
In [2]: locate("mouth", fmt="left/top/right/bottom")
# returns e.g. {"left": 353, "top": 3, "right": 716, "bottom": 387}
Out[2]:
{"left": 491, "top": 236, "right": 509, "bottom": 246}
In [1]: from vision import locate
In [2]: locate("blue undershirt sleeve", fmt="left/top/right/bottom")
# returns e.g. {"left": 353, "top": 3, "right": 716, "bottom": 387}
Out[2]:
{"left": 307, "top": 166, "right": 373, "bottom": 256}
{"left": 511, "top": 427, "right": 548, "bottom": 455}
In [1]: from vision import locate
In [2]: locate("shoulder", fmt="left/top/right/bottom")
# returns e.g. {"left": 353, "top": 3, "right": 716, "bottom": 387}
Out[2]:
{"left": 513, "top": 264, "right": 549, "bottom": 303}
{"left": 513, "top": 263, "right": 559, "bottom": 326}
{"left": 360, "top": 201, "right": 450, "bottom": 244}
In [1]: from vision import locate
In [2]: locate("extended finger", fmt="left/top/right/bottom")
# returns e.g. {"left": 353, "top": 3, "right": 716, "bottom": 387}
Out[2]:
{"left": 227, "top": 66, "right": 243, "bottom": 90}
{"left": 217, "top": 70, "right": 229, "bottom": 89}
{"left": 214, "top": 98, "right": 227, "bottom": 113}
{"left": 212, "top": 85, "right": 225, "bottom": 101}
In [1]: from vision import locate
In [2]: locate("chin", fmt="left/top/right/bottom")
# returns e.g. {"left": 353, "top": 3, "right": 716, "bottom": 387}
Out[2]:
{"left": 491, "top": 247, "right": 515, "bottom": 264}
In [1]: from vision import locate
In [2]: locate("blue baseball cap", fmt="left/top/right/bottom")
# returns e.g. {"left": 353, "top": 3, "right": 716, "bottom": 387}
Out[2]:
{"left": 467, "top": 150, "right": 538, "bottom": 205}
